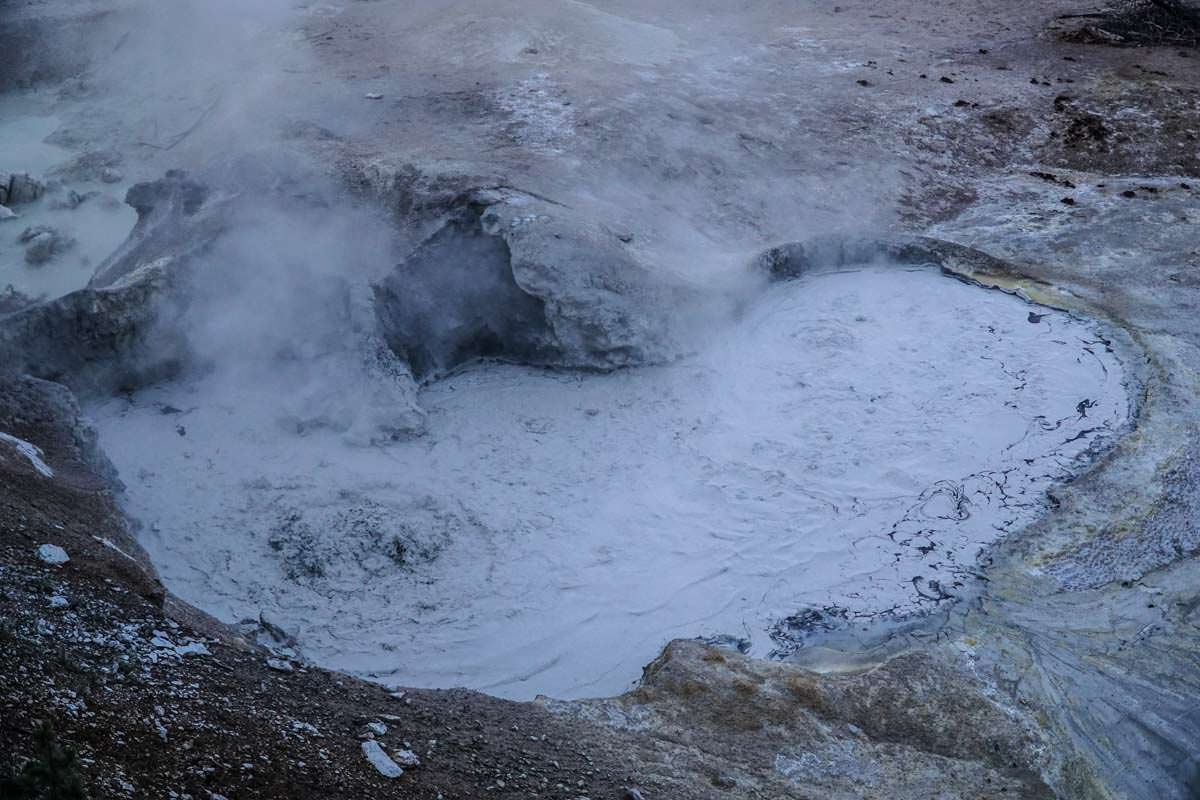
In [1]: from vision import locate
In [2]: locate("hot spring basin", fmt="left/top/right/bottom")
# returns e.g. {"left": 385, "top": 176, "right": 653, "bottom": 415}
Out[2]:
{"left": 91, "top": 264, "right": 1129, "bottom": 699}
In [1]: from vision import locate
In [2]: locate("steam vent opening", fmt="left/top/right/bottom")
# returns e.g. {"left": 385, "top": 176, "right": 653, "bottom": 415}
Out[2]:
{"left": 91, "top": 261, "right": 1128, "bottom": 700}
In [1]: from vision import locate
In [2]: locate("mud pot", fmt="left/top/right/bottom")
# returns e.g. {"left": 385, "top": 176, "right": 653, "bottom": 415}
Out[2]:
{"left": 90, "top": 263, "right": 1129, "bottom": 699}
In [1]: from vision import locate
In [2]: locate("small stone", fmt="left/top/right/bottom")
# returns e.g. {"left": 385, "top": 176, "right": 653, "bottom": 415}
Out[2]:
{"left": 392, "top": 748, "right": 420, "bottom": 768}
{"left": 49, "top": 190, "right": 96, "bottom": 210}
{"left": 25, "top": 232, "right": 58, "bottom": 265}
{"left": 100, "top": 167, "right": 124, "bottom": 184}
{"left": 361, "top": 740, "right": 403, "bottom": 778}
{"left": 265, "top": 658, "right": 294, "bottom": 673}
{"left": 7, "top": 173, "right": 44, "bottom": 205}
{"left": 36, "top": 544, "right": 70, "bottom": 565}
{"left": 366, "top": 721, "right": 388, "bottom": 736}
{"left": 0, "top": 205, "right": 16, "bottom": 221}
{"left": 18, "top": 225, "right": 75, "bottom": 266}
{"left": 624, "top": 789, "right": 647, "bottom": 800}
{"left": 48, "top": 595, "right": 69, "bottom": 608}
{"left": 175, "top": 641, "right": 210, "bottom": 657}
{"left": 364, "top": 92, "right": 384, "bottom": 100}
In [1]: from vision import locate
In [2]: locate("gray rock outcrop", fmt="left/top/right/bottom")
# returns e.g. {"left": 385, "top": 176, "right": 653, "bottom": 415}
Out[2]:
{"left": 374, "top": 191, "right": 720, "bottom": 380}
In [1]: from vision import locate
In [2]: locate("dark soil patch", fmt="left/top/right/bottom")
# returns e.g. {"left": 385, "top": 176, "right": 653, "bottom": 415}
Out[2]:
{"left": 1059, "top": 1, "right": 1200, "bottom": 47}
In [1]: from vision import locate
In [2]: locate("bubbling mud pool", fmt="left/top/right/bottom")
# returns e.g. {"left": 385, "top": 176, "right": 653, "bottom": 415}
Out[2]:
{"left": 91, "top": 265, "right": 1130, "bottom": 699}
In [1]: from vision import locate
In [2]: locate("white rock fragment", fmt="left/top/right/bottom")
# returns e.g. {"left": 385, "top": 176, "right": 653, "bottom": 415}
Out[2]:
{"left": 291, "top": 720, "right": 321, "bottom": 736}
{"left": 151, "top": 631, "right": 176, "bottom": 649}
{"left": 48, "top": 595, "right": 69, "bottom": 608}
{"left": 392, "top": 748, "right": 421, "bottom": 768}
{"left": 0, "top": 204, "right": 16, "bottom": 221}
{"left": 174, "top": 641, "right": 210, "bottom": 657}
{"left": 266, "top": 658, "right": 294, "bottom": 673}
{"left": 1, "top": 432, "right": 54, "bottom": 477}
{"left": 364, "top": 92, "right": 384, "bottom": 100}
{"left": 361, "top": 740, "right": 404, "bottom": 778}
{"left": 36, "top": 544, "right": 70, "bottom": 565}
{"left": 366, "top": 721, "right": 388, "bottom": 736}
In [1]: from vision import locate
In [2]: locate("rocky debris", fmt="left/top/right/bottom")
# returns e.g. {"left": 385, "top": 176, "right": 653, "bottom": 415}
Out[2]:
{"left": 361, "top": 740, "right": 404, "bottom": 778}
{"left": 365, "top": 720, "right": 388, "bottom": 736}
{"left": 0, "top": 204, "right": 17, "bottom": 221}
{"left": 392, "top": 748, "right": 421, "bottom": 768}
{"left": 1041, "top": 90, "right": 1200, "bottom": 177}
{"left": 2, "top": 173, "right": 45, "bottom": 206}
{"left": 35, "top": 543, "right": 70, "bottom": 565}
{"left": 18, "top": 225, "right": 75, "bottom": 266}
{"left": 266, "top": 658, "right": 294, "bottom": 673}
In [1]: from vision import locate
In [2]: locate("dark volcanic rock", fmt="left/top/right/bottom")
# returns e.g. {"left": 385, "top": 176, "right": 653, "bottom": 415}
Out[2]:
{"left": 375, "top": 191, "right": 717, "bottom": 380}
